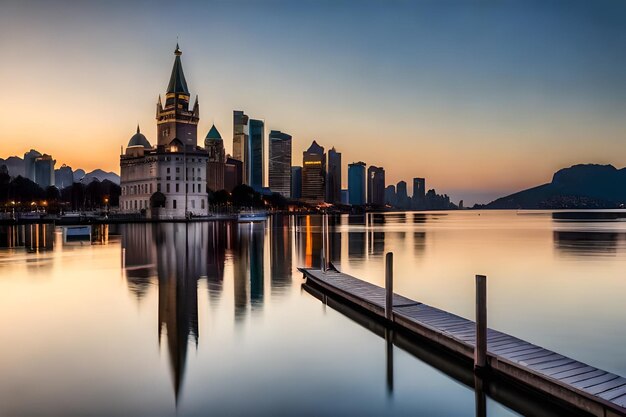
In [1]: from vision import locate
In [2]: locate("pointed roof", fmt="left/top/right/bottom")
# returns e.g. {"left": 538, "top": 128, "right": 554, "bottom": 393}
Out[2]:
{"left": 205, "top": 124, "right": 222, "bottom": 140}
{"left": 306, "top": 140, "right": 324, "bottom": 154}
{"left": 167, "top": 44, "right": 190, "bottom": 94}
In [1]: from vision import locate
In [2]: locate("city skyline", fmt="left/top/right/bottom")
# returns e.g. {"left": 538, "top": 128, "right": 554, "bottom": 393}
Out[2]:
{"left": 2, "top": 0, "right": 626, "bottom": 205}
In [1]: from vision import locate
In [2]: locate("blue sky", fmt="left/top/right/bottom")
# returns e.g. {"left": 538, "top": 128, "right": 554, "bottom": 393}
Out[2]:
{"left": 1, "top": 0, "right": 625, "bottom": 204}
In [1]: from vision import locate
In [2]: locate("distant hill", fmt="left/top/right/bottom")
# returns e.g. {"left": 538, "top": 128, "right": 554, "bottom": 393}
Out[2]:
{"left": 484, "top": 164, "right": 626, "bottom": 209}
{"left": 80, "top": 169, "right": 120, "bottom": 185}
{"left": 0, "top": 156, "right": 25, "bottom": 178}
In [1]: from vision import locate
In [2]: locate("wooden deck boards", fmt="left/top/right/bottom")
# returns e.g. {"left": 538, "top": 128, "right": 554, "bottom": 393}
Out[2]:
{"left": 301, "top": 268, "right": 626, "bottom": 416}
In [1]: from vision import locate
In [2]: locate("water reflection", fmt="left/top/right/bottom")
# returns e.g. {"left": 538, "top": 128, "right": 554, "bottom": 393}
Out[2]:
{"left": 553, "top": 230, "right": 626, "bottom": 256}
{"left": 0, "top": 224, "right": 55, "bottom": 251}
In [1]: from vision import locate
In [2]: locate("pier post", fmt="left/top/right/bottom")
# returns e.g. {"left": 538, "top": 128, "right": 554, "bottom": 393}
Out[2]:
{"left": 385, "top": 252, "right": 394, "bottom": 321}
{"left": 475, "top": 274, "right": 487, "bottom": 370}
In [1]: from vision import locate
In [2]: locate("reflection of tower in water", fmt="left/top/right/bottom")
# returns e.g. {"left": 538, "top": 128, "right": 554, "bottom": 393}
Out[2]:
{"left": 155, "top": 224, "right": 199, "bottom": 403}
{"left": 270, "top": 215, "right": 292, "bottom": 296}
{"left": 232, "top": 222, "right": 266, "bottom": 321}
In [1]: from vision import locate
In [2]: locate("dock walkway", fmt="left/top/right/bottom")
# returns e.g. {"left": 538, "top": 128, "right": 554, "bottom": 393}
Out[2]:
{"left": 300, "top": 267, "right": 626, "bottom": 417}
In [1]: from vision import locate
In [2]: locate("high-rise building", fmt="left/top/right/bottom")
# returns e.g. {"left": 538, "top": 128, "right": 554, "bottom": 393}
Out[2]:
{"left": 384, "top": 185, "right": 396, "bottom": 207}
{"left": 24, "top": 149, "right": 41, "bottom": 182}
{"left": 367, "top": 166, "right": 385, "bottom": 205}
{"left": 268, "top": 130, "right": 292, "bottom": 198}
{"left": 120, "top": 44, "right": 209, "bottom": 218}
{"left": 224, "top": 157, "right": 243, "bottom": 192}
{"left": 326, "top": 147, "right": 342, "bottom": 204}
{"left": 291, "top": 166, "right": 302, "bottom": 199}
{"left": 248, "top": 119, "right": 264, "bottom": 192}
{"left": 205, "top": 125, "right": 225, "bottom": 192}
{"left": 34, "top": 154, "right": 55, "bottom": 188}
{"left": 302, "top": 141, "right": 325, "bottom": 203}
{"left": 232, "top": 110, "right": 249, "bottom": 183}
{"left": 396, "top": 180, "right": 409, "bottom": 209}
{"left": 348, "top": 162, "right": 366, "bottom": 206}
{"left": 412, "top": 177, "right": 426, "bottom": 209}
{"left": 340, "top": 189, "right": 349, "bottom": 205}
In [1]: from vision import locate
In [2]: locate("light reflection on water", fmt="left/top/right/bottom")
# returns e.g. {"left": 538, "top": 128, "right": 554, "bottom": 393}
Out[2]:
{"left": 0, "top": 210, "right": 625, "bottom": 416}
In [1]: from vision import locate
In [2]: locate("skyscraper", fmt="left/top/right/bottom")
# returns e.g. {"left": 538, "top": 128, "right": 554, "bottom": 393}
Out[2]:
{"left": 233, "top": 110, "right": 249, "bottom": 183}
{"left": 326, "top": 147, "right": 342, "bottom": 204}
{"left": 302, "top": 141, "right": 325, "bottom": 203}
{"left": 367, "top": 166, "right": 385, "bottom": 205}
{"left": 224, "top": 157, "right": 243, "bottom": 192}
{"left": 384, "top": 185, "right": 396, "bottom": 206}
{"left": 205, "top": 124, "right": 225, "bottom": 192}
{"left": 268, "top": 130, "right": 292, "bottom": 198}
{"left": 348, "top": 162, "right": 366, "bottom": 206}
{"left": 412, "top": 177, "right": 426, "bottom": 209}
{"left": 248, "top": 119, "right": 264, "bottom": 192}
{"left": 291, "top": 166, "right": 302, "bottom": 199}
{"left": 396, "top": 180, "right": 409, "bottom": 209}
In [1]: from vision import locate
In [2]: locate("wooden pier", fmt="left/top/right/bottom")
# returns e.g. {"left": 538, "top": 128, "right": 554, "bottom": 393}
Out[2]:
{"left": 300, "top": 266, "right": 626, "bottom": 417}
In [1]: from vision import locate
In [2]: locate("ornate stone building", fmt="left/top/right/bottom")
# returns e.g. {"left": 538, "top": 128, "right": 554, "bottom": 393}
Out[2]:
{"left": 120, "top": 44, "right": 209, "bottom": 218}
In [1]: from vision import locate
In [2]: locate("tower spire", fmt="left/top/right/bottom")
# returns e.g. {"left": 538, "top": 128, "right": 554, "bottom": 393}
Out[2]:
{"left": 167, "top": 43, "right": 189, "bottom": 94}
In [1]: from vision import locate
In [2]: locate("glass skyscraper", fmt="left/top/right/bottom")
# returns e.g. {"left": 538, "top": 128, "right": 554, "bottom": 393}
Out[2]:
{"left": 248, "top": 119, "right": 264, "bottom": 192}
{"left": 268, "top": 130, "right": 292, "bottom": 198}
{"left": 348, "top": 161, "right": 366, "bottom": 206}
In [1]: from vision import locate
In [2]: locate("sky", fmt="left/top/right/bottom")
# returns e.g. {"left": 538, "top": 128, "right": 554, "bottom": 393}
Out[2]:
{"left": 0, "top": 0, "right": 625, "bottom": 205}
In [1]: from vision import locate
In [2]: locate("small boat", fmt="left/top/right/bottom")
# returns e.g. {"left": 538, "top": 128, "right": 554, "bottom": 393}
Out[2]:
{"left": 63, "top": 226, "right": 92, "bottom": 243}
{"left": 237, "top": 210, "right": 268, "bottom": 222}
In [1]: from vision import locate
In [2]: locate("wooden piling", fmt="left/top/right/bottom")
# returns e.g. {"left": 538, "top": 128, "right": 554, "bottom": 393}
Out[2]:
{"left": 475, "top": 274, "right": 487, "bottom": 370}
{"left": 385, "top": 252, "right": 394, "bottom": 320}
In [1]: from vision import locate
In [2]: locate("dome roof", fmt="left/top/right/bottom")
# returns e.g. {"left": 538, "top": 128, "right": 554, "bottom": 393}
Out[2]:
{"left": 205, "top": 124, "right": 222, "bottom": 141}
{"left": 128, "top": 125, "right": 151, "bottom": 148}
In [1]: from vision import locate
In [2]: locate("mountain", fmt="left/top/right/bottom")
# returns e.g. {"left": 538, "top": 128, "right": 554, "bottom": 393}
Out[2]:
{"left": 0, "top": 156, "right": 25, "bottom": 178}
{"left": 80, "top": 169, "right": 120, "bottom": 185}
{"left": 484, "top": 164, "right": 626, "bottom": 209}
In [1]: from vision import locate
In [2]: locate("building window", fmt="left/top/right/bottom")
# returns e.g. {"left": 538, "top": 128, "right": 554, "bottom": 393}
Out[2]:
{"left": 166, "top": 183, "right": 170, "bottom": 193}
{"left": 167, "top": 167, "right": 170, "bottom": 174}
{"left": 192, "top": 184, "right": 195, "bottom": 193}
{"left": 157, "top": 183, "right": 161, "bottom": 192}
{"left": 201, "top": 199, "right": 205, "bottom": 209}
{"left": 176, "top": 183, "right": 179, "bottom": 193}
{"left": 176, "top": 167, "right": 180, "bottom": 173}
{"left": 191, "top": 200, "right": 195, "bottom": 209}
{"left": 149, "top": 183, "right": 152, "bottom": 193}
{"left": 173, "top": 200, "right": 177, "bottom": 209}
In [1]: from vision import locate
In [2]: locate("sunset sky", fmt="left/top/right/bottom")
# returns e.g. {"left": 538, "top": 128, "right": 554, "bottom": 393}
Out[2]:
{"left": 1, "top": 0, "right": 625, "bottom": 205}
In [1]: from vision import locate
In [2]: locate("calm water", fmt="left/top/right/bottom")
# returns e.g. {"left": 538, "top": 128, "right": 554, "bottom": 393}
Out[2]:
{"left": 1, "top": 211, "right": 626, "bottom": 416}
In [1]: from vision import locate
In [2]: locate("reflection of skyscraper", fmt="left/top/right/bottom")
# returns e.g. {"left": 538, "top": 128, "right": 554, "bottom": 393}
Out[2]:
{"left": 367, "top": 166, "right": 385, "bottom": 206}
{"left": 326, "top": 147, "right": 342, "bottom": 204}
{"left": 249, "top": 224, "right": 264, "bottom": 310}
{"left": 233, "top": 110, "right": 249, "bottom": 183}
{"left": 302, "top": 141, "right": 326, "bottom": 203}
{"left": 268, "top": 130, "right": 292, "bottom": 198}
{"left": 368, "top": 213, "right": 385, "bottom": 255}
{"left": 270, "top": 215, "right": 292, "bottom": 296}
{"left": 348, "top": 162, "right": 366, "bottom": 206}
{"left": 348, "top": 215, "right": 366, "bottom": 258}
{"left": 249, "top": 119, "right": 265, "bottom": 191}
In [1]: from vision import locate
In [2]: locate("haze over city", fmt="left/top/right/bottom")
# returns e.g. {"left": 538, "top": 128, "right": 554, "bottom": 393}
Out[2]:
{"left": 2, "top": 0, "right": 626, "bottom": 205}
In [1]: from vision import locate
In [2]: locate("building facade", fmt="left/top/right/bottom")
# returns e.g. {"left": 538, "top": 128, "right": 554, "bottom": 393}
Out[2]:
{"left": 326, "top": 147, "right": 342, "bottom": 204}
{"left": 268, "top": 130, "right": 292, "bottom": 198}
{"left": 224, "top": 157, "right": 243, "bottom": 192}
{"left": 120, "top": 45, "right": 209, "bottom": 218}
{"left": 348, "top": 162, "right": 366, "bottom": 206}
{"left": 396, "top": 180, "right": 409, "bottom": 209}
{"left": 291, "top": 166, "right": 302, "bottom": 199}
{"left": 412, "top": 177, "right": 426, "bottom": 209}
{"left": 367, "top": 166, "right": 385, "bottom": 205}
{"left": 232, "top": 110, "right": 249, "bottom": 183}
{"left": 248, "top": 119, "right": 264, "bottom": 191}
{"left": 205, "top": 125, "right": 225, "bottom": 192}
{"left": 301, "top": 141, "right": 325, "bottom": 203}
